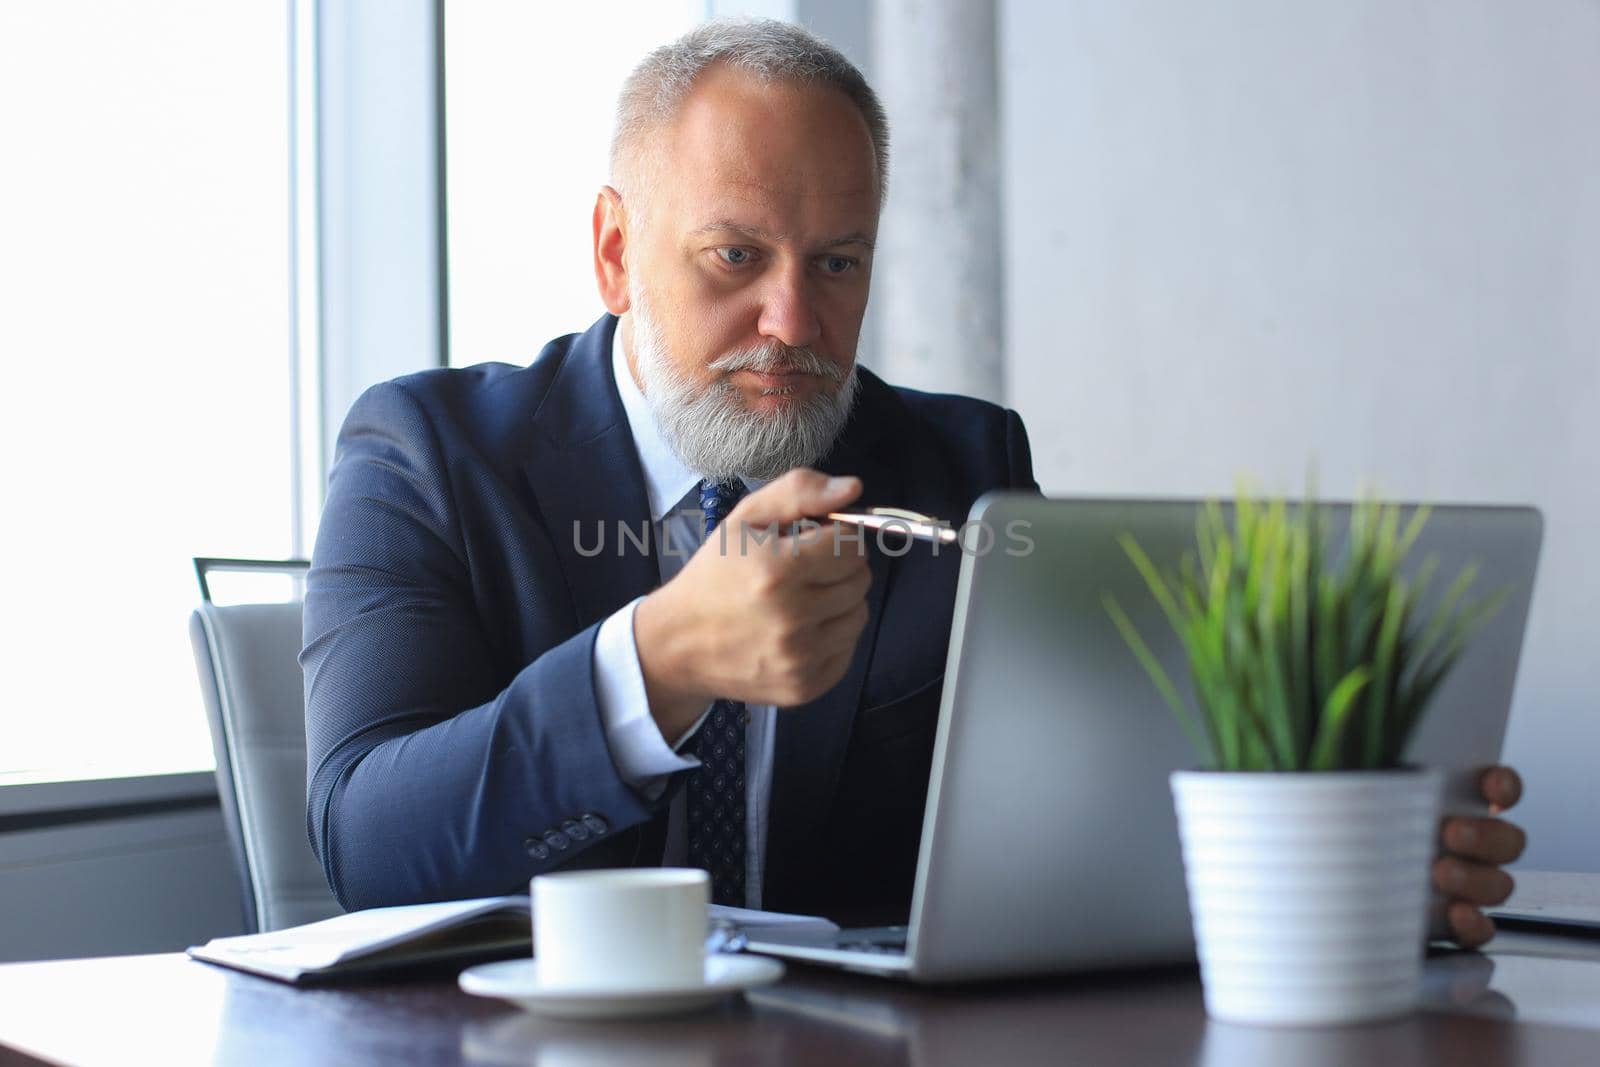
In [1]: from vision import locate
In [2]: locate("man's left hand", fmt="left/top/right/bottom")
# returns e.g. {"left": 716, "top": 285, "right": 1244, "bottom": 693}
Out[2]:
{"left": 1434, "top": 765, "right": 1526, "bottom": 948}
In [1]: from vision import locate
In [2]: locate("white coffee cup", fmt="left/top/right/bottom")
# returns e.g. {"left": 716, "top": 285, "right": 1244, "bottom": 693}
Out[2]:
{"left": 531, "top": 868, "right": 709, "bottom": 990}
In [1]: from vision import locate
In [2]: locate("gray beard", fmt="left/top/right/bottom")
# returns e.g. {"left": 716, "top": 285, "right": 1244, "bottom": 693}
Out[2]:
{"left": 629, "top": 290, "right": 859, "bottom": 482}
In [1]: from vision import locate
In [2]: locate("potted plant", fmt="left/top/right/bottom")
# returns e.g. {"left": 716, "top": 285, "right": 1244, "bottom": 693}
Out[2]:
{"left": 1106, "top": 492, "right": 1503, "bottom": 1026}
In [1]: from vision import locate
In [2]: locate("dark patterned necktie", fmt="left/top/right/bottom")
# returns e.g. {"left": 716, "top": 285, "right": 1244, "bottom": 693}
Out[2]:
{"left": 687, "top": 478, "right": 749, "bottom": 906}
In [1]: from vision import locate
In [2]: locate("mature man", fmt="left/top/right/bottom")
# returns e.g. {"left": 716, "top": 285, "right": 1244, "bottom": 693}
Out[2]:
{"left": 302, "top": 19, "right": 1523, "bottom": 940}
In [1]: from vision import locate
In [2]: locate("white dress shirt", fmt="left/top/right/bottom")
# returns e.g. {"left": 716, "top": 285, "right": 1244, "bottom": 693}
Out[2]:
{"left": 590, "top": 330, "right": 776, "bottom": 909}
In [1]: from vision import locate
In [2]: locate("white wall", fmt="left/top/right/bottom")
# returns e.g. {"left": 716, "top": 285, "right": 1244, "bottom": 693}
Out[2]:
{"left": 1002, "top": 0, "right": 1599, "bottom": 870}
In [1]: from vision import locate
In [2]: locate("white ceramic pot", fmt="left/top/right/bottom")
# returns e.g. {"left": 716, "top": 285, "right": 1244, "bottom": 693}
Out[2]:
{"left": 1170, "top": 768, "right": 1443, "bottom": 1026}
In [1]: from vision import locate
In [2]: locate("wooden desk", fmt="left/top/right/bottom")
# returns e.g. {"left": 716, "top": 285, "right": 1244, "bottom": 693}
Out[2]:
{"left": 1, "top": 932, "right": 1597, "bottom": 1065}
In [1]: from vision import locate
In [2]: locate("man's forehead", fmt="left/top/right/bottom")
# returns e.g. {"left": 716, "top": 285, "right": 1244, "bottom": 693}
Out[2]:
{"left": 698, "top": 161, "right": 876, "bottom": 201}
{"left": 671, "top": 154, "right": 879, "bottom": 244}
{"left": 649, "top": 65, "right": 881, "bottom": 229}
{"left": 679, "top": 178, "right": 878, "bottom": 237}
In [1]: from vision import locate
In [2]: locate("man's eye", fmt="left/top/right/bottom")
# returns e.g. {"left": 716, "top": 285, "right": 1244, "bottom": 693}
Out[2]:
{"left": 716, "top": 247, "right": 754, "bottom": 266}
{"left": 819, "top": 255, "right": 858, "bottom": 275}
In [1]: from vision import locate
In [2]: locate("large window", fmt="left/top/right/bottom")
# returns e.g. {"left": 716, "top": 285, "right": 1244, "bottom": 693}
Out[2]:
{"left": 444, "top": 0, "right": 704, "bottom": 366}
{"left": 0, "top": 4, "right": 293, "bottom": 782}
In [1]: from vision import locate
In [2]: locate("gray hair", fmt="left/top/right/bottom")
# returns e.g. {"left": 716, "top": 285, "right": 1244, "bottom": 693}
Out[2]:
{"left": 610, "top": 17, "right": 890, "bottom": 219}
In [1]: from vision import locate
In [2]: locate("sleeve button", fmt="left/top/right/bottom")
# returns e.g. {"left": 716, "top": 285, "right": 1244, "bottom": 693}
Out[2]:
{"left": 562, "top": 819, "right": 589, "bottom": 842}
{"left": 523, "top": 837, "right": 551, "bottom": 861}
{"left": 581, "top": 813, "right": 610, "bottom": 835}
{"left": 544, "top": 830, "right": 571, "bottom": 852}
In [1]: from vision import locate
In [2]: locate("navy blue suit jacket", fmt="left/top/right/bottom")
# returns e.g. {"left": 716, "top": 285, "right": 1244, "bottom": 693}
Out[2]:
{"left": 303, "top": 315, "right": 1038, "bottom": 923}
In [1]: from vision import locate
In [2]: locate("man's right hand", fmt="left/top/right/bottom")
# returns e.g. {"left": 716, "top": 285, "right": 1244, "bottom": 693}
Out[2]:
{"left": 634, "top": 469, "right": 873, "bottom": 743}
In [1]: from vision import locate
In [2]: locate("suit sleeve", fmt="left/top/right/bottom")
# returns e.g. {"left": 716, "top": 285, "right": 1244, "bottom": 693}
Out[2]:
{"left": 301, "top": 381, "right": 655, "bottom": 910}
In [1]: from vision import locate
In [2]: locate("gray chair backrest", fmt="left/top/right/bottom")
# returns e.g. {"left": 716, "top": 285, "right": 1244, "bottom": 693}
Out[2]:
{"left": 189, "top": 559, "right": 341, "bottom": 932}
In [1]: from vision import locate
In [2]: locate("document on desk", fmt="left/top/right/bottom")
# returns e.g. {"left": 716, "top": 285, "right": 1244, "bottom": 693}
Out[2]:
{"left": 1488, "top": 870, "right": 1600, "bottom": 931}
{"left": 188, "top": 896, "right": 532, "bottom": 984}
{"left": 707, "top": 904, "right": 839, "bottom": 937}
{"left": 188, "top": 897, "right": 836, "bottom": 984}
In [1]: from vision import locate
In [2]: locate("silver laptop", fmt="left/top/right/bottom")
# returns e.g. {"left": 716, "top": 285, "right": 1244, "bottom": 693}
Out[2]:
{"left": 746, "top": 494, "right": 1543, "bottom": 981}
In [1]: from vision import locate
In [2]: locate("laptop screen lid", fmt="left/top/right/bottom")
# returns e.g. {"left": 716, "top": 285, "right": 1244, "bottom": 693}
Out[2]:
{"left": 903, "top": 495, "right": 1542, "bottom": 983}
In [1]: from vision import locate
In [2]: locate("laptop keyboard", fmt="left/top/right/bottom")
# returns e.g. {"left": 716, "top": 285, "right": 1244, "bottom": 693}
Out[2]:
{"left": 836, "top": 926, "right": 909, "bottom": 954}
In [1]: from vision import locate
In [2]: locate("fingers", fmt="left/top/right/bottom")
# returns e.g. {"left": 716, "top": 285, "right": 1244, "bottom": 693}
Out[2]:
{"left": 1431, "top": 778, "right": 1523, "bottom": 951}
{"left": 697, "top": 520, "right": 865, "bottom": 597}
{"left": 1447, "top": 901, "right": 1497, "bottom": 949}
{"left": 754, "top": 601, "right": 869, "bottom": 707}
{"left": 799, "top": 613, "right": 870, "bottom": 699}
{"left": 805, "top": 567, "right": 873, "bottom": 620}
{"left": 1434, "top": 776, "right": 1524, "bottom": 952}
{"left": 1479, "top": 765, "right": 1523, "bottom": 813}
{"left": 811, "top": 642, "right": 860, "bottom": 694}
{"left": 1442, "top": 815, "right": 1527, "bottom": 866}
{"left": 678, "top": 470, "right": 872, "bottom": 707}
{"left": 777, "top": 522, "right": 873, "bottom": 572}
{"left": 815, "top": 596, "right": 871, "bottom": 641}
{"left": 1433, "top": 855, "right": 1514, "bottom": 907}
{"left": 736, "top": 468, "right": 861, "bottom": 527}
{"left": 718, "top": 521, "right": 867, "bottom": 589}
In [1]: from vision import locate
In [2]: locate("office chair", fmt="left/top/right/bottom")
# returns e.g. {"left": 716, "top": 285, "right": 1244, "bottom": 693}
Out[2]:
{"left": 189, "top": 557, "right": 342, "bottom": 933}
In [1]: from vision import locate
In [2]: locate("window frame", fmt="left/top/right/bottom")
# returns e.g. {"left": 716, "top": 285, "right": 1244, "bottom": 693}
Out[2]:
{"left": 0, "top": 0, "right": 445, "bottom": 804}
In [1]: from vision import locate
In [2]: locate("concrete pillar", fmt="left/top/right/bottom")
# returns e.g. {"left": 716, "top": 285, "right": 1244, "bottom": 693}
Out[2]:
{"left": 870, "top": 0, "right": 1003, "bottom": 403}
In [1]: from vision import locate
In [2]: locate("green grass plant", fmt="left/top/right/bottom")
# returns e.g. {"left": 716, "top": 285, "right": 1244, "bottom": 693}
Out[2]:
{"left": 1105, "top": 490, "right": 1505, "bottom": 772}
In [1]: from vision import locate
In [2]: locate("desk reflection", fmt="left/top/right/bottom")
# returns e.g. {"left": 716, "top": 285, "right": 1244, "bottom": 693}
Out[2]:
{"left": 460, "top": 965, "right": 1205, "bottom": 1067}
{"left": 4, "top": 944, "right": 1591, "bottom": 1067}
{"left": 460, "top": 994, "right": 894, "bottom": 1067}
{"left": 457, "top": 953, "right": 1540, "bottom": 1067}
{"left": 1422, "top": 951, "right": 1517, "bottom": 1020}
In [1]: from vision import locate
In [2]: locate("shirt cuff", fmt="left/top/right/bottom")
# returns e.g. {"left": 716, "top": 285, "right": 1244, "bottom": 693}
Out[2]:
{"left": 594, "top": 596, "right": 707, "bottom": 792}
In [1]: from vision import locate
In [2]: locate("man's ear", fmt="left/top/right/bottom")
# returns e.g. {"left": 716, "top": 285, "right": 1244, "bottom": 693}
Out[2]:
{"left": 593, "top": 185, "right": 631, "bottom": 315}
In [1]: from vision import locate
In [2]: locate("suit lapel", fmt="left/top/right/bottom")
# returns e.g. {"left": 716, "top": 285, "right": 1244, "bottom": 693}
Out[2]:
{"left": 765, "top": 384, "right": 902, "bottom": 899}
{"left": 522, "top": 323, "right": 906, "bottom": 886}
{"left": 523, "top": 316, "right": 659, "bottom": 628}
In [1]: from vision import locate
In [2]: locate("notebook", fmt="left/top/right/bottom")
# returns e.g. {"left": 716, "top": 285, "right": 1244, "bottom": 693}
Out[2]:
{"left": 188, "top": 896, "right": 835, "bottom": 984}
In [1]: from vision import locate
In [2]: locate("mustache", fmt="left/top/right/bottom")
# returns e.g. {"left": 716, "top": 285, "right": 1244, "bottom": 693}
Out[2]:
{"left": 707, "top": 342, "right": 845, "bottom": 383}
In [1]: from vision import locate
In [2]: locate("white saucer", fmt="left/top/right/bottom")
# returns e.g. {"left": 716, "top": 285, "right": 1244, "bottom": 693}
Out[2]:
{"left": 457, "top": 955, "right": 785, "bottom": 1020}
